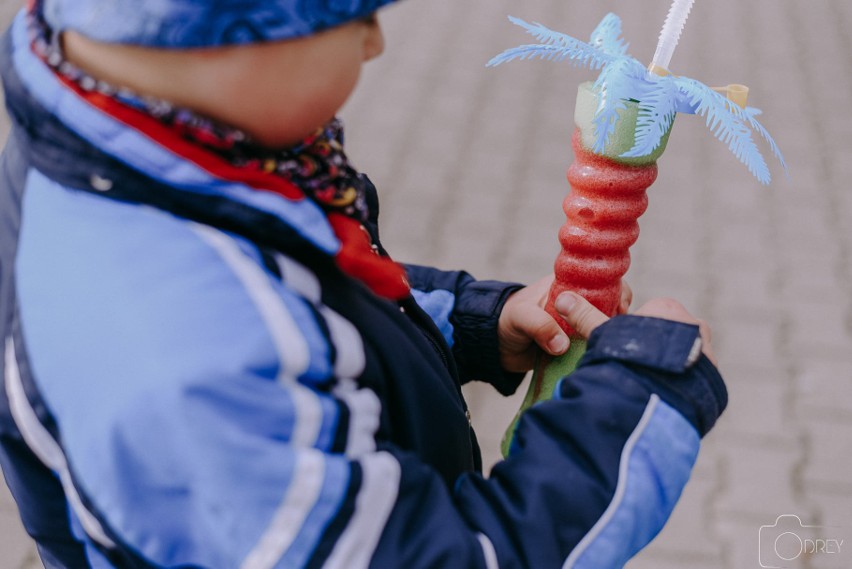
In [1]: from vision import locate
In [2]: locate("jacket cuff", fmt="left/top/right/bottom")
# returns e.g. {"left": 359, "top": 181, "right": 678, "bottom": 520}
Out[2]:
{"left": 451, "top": 280, "right": 526, "bottom": 396}
{"left": 579, "top": 316, "right": 728, "bottom": 437}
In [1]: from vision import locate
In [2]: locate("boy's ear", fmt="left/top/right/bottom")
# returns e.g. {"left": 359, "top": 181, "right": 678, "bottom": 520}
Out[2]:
{"left": 362, "top": 16, "right": 384, "bottom": 62}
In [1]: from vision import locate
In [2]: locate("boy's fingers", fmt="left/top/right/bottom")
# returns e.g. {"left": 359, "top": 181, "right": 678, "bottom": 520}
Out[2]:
{"left": 618, "top": 281, "right": 633, "bottom": 315}
{"left": 554, "top": 292, "right": 609, "bottom": 338}
{"left": 518, "top": 310, "right": 570, "bottom": 356}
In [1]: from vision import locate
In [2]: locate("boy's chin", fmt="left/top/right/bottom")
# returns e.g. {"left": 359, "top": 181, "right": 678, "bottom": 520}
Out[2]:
{"left": 248, "top": 119, "right": 334, "bottom": 149}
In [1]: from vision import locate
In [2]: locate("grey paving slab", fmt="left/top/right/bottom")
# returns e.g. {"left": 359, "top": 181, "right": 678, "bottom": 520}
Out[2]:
{"left": 0, "top": 478, "right": 36, "bottom": 569}
{"left": 0, "top": 514, "right": 34, "bottom": 569}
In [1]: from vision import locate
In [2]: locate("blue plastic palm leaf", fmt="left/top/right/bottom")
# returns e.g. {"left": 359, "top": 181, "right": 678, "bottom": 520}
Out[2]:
{"left": 623, "top": 78, "right": 680, "bottom": 157}
{"left": 488, "top": 13, "right": 785, "bottom": 184}
{"left": 487, "top": 17, "right": 615, "bottom": 70}
{"left": 506, "top": 16, "right": 580, "bottom": 47}
{"left": 592, "top": 58, "right": 646, "bottom": 152}
{"left": 677, "top": 78, "right": 771, "bottom": 183}
{"left": 740, "top": 108, "right": 788, "bottom": 176}
{"left": 486, "top": 44, "right": 604, "bottom": 67}
{"left": 590, "top": 13, "right": 629, "bottom": 56}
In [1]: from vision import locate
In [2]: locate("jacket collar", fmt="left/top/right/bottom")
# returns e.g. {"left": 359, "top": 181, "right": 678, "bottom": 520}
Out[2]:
{"left": 2, "top": 11, "right": 411, "bottom": 300}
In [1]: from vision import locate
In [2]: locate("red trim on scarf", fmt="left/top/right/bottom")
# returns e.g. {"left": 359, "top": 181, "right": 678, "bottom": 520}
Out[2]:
{"left": 327, "top": 214, "right": 411, "bottom": 300}
{"left": 51, "top": 74, "right": 303, "bottom": 199}
{"left": 49, "top": 70, "right": 411, "bottom": 300}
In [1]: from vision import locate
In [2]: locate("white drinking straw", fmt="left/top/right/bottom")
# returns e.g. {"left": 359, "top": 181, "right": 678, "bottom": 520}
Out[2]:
{"left": 650, "top": 0, "right": 696, "bottom": 73}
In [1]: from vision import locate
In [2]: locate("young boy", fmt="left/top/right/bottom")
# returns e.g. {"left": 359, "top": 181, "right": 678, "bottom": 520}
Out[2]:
{"left": 0, "top": 1, "right": 726, "bottom": 568}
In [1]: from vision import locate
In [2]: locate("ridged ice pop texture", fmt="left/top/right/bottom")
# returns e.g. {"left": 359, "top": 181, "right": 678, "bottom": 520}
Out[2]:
{"left": 543, "top": 131, "right": 657, "bottom": 335}
{"left": 500, "top": 84, "right": 668, "bottom": 457}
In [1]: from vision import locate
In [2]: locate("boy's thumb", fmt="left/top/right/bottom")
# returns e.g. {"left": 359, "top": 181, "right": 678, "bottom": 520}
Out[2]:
{"left": 554, "top": 292, "right": 609, "bottom": 339}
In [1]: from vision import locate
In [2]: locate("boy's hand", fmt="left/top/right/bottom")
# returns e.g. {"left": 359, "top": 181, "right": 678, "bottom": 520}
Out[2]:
{"left": 555, "top": 292, "right": 717, "bottom": 365}
{"left": 498, "top": 277, "right": 633, "bottom": 373}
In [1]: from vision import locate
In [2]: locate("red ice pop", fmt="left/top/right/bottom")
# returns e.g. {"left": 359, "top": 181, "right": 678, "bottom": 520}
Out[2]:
{"left": 493, "top": 6, "right": 784, "bottom": 456}
{"left": 501, "top": 82, "right": 672, "bottom": 456}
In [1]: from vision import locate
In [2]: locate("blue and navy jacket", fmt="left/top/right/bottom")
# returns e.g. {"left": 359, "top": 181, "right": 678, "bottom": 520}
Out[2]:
{"left": 0, "top": 10, "right": 726, "bottom": 569}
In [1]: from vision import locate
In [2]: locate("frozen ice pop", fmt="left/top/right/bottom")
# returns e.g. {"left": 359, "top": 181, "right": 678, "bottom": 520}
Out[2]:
{"left": 544, "top": 82, "right": 667, "bottom": 334}
{"left": 501, "top": 83, "right": 671, "bottom": 456}
{"left": 490, "top": 11, "right": 784, "bottom": 456}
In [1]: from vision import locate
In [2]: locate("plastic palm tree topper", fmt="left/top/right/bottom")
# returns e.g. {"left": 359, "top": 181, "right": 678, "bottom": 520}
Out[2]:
{"left": 488, "top": 12, "right": 786, "bottom": 183}
{"left": 489, "top": 7, "right": 785, "bottom": 457}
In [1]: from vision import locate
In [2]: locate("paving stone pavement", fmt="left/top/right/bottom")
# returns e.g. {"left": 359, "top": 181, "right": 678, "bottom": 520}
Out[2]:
{"left": 2, "top": 0, "right": 852, "bottom": 568}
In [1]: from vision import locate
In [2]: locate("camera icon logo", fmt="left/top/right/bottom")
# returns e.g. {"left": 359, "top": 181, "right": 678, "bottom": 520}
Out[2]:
{"left": 759, "top": 514, "right": 845, "bottom": 568}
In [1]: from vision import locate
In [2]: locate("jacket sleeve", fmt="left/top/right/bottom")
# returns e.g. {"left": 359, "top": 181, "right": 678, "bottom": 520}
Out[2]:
{"left": 404, "top": 263, "right": 526, "bottom": 395}
{"left": 12, "top": 180, "right": 725, "bottom": 568}
{"left": 369, "top": 315, "right": 726, "bottom": 569}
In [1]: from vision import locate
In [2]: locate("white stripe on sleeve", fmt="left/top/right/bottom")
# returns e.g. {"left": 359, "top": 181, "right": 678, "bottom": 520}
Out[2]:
{"left": 240, "top": 450, "right": 326, "bottom": 569}
{"left": 4, "top": 337, "right": 116, "bottom": 548}
{"left": 333, "top": 385, "right": 380, "bottom": 458}
{"left": 271, "top": 254, "right": 377, "bottom": 457}
{"left": 192, "top": 225, "right": 323, "bottom": 448}
{"left": 323, "top": 451, "right": 401, "bottom": 569}
{"left": 320, "top": 306, "right": 366, "bottom": 382}
{"left": 561, "top": 395, "right": 660, "bottom": 569}
{"left": 275, "top": 254, "right": 322, "bottom": 303}
{"left": 477, "top": 532, "right": 500, "bottom": 569}
{"left": 273, "top": 253, "right": 366, "bottom": 381}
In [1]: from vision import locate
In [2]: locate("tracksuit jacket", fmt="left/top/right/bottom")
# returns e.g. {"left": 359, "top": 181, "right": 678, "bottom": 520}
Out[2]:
{"left": 0, "top": 10, "right": 727, "bottom": 569}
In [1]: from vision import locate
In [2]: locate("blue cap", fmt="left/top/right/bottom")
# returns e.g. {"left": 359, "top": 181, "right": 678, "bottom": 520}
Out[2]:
{"left": 41, "top": 0, "right": 400, "bottom": 48}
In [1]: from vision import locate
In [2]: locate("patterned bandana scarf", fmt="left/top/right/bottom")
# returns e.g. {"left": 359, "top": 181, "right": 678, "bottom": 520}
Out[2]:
{"left": 230, "top": 120, "right": 371, "bottom": 224}
{"left": 31, "top": 13, "right": 370, "bottom": 224}
{"left": 154, "top": 110, "right": 372, "bottom": 224}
